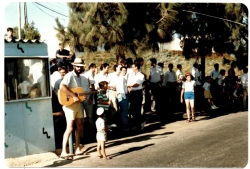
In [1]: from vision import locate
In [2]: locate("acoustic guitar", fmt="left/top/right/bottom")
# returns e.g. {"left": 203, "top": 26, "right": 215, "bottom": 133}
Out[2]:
{"left": 58, "top": 87, "right": 103, "bottom": 106}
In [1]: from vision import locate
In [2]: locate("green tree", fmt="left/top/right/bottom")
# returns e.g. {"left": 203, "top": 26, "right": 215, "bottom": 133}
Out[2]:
{"left": 12, "top": 21, "right": 41, "bottom": 40}
{"left": 55, "top": 2, "right": 180, "bottom": 62}
{"left": 175, "top": 3, "right": 248, "bottom": 80}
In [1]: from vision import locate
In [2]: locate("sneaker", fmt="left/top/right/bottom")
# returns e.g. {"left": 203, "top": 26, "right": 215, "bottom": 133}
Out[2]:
{"left": 141, "top": 121, "right": 146, "bottom": 130}
{"left": 211, "top": 105, "right": 218, "bottom": 109}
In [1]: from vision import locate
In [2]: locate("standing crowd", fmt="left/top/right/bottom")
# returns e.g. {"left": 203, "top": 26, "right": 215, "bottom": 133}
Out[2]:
{"left": 49, "top": 44, "right": 248, "bottom": 159}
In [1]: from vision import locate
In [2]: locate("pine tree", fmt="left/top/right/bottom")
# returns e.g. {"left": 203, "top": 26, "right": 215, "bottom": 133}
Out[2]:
{"left": 55, "top": 2, "right": 180, "bottom": 62}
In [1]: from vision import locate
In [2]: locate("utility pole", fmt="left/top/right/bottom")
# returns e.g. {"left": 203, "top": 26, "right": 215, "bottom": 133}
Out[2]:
{"left": 18, "top": 2, "right": 21, "bottom": 39}
{"left": 24, "top": 2, "right": 28, "bottom": 25}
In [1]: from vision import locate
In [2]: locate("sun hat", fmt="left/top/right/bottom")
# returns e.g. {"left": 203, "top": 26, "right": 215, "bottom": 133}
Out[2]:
{"left": 96, "top": 107, "right": 104, "bottom": 116}
{"left": 71, "top": 58, "right": 86, "bottom": 67}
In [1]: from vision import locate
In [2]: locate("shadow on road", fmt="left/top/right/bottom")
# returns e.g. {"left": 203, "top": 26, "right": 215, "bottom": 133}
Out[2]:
{"left": 109, "top": 143, "right": 154, "bottom": 158}
{"left": 83, "top": 131, "right": 174, "bottom": 154}
{"left": 44, "top": 156, "right": 89, "bottom": 167}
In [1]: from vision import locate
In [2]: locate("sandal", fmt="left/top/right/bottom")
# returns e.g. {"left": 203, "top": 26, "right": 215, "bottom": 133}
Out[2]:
{"left": 98, "top": 155, "right": 103, "bottom": 159}
{"left": 186, "top": 119, "right": 191, "bottom": 122}
{"left": 59, "top": 154, "right": 74, "bottom": 160}
{"left": 103, "top": 156, "right": 112, "bottom": 160}
{"left": 192, "top": 116, "right": 196, "bottom": 121}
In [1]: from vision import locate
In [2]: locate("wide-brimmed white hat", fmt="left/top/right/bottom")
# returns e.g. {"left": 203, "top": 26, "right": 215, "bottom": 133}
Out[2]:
{"left": 96, "top": 107, "right": 104, "bottom": 116}
{"left": 71, "top": 58, "right": 86, "bottom": 67}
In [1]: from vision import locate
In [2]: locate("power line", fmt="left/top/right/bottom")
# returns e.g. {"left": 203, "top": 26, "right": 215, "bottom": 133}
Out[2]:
{"left": 183, "top": 10, "right": 244, "bottom": 26}
{"left": 34, "top": 2, "right": 68, "bottom": 17}
{"left": 44, "top": 2, "right": 68, "bottom": 14}
{"left": 32, "top": 2, "right": 55, "bottom": 19}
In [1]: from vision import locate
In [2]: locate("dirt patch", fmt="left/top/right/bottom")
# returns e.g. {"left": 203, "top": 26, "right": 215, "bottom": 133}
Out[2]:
{"left": 5, "top": 152, "right": 59, "bottom": 167}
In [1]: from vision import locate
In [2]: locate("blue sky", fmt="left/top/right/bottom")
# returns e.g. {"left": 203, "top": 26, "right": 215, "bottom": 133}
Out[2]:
{"left": 3, "top": 2, "right": 69, "bottom": 57}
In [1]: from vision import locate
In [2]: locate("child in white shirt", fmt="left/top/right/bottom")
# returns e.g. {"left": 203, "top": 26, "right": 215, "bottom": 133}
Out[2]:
{"left": 96, "top": 107, "right": 112, "bottom": 160}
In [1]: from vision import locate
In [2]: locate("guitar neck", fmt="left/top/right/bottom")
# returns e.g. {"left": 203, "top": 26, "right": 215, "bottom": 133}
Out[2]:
{"left": 78, "top": 91, "right": 103, "bottom": 96}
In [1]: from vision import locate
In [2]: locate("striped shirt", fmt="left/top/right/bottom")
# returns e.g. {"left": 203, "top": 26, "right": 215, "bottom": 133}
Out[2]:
{"left": 97, "top": 93, "right": 109, "bottom": 111}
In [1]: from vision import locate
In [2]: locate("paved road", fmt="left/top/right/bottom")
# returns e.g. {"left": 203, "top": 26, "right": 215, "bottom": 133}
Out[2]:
{"left": 28, "top": 111, "right": 248, "bottom": 168}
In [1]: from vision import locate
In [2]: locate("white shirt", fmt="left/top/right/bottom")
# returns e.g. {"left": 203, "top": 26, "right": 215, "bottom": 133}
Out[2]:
{"left": 176, "top": 69, "right": 183, "bottom": 81}
{"left": 126, "top": 68, "right": 133, "bottom": 80}
{"left": 116, "top": 75, "right": 128, "bottom": 99}
{"left": 241, "top": 73, "right": 248, "bottom": 87}
{"left": 96, "top": 117, "right": 105, "bottom": 132}
{"left": 163, "top": 70, "right": 177, "bottom": 86}
{"left": 182, "top": 80, "right": 196, "bottom": 92}
{"left": 51, "top": 71, "right": 61, "bottom": 89}
{"left": 62, "top": 71, "right": 92, "bottom": 99}
{"left": 84, "top": 70, "right": 95, "bottom": 86}
{"left": 127, "top": 71, "right": 145, "bottom": 91}
{"left": 149, "top": 65, "right": 163, "bottom": 83}
{"left": 203, "top": 82, "right": 211, "bottom": 91}
{"left": 191, "top": 67, "right": 196, "bottom": 77}
{"left": 210, "top": 69, "right": 220, "bottom": 80}
{"left": 18, "top": 81, "right": 31, "bottom": 94}
{"left": 217, "top": 74, "right": 224, "bottom": 85}
{"left": 195, "top": 70, "right": 201, "bottom": 85}
{"left": 107, "top": 72, "right": 119, "bottom": 87}
{"left": 94, "top": 72, "right": 109, "bottom": 89}
{"left": 37, "top": 74, "right": 46, "bottom": 97}
{"left": 29, "top": 62, "right": 43, "bottom": 83}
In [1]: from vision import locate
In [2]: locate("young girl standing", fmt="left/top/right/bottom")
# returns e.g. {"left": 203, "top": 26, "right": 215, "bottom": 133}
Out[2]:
{"left": 96, "top": 107, "right": 112, "bottom": 160}
{"left": 180, "top": 73, "right": 196, "bottom": 122}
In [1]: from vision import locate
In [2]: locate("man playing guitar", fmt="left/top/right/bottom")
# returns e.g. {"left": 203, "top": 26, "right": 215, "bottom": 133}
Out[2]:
{"left": 59, "top": 58, "right": 90, "bottom": 159}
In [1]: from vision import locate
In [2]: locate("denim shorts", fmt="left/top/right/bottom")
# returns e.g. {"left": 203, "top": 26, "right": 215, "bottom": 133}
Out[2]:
{"left": 184, "top": 92, "right": 195, "bottom": 100}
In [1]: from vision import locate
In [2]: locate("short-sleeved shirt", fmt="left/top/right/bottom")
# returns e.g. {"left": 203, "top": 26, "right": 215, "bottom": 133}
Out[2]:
{"left": 210, "top": 69, "right": 220, "bottom": 80}
{"left": 54, "top": 78, "right": 63, "bottom": 96}
{"left": 149, "top": 65, "right": 163, "bottom": 83}
{"left": 66, "top": 51, "right": 75, "bottom": 63}
{"left": 241, "top": 73, "right": 248, "bottom": 87}
{"left": 96, "top": 117, "right": 105, "bottom": 132}
{"left": 203, "top": 82, "right": 211, "bottom": 91}
{"left": 84, "top": 70, "right": 95, "bottom": 88}
{"left": 94, "top": 72, "right": 109, "bottom": 89}
{"left": 217, "top": 74, "right": 224, "bottom": 85}
{"left": 127, "top": 71, "right": 145, "bottom": 91}
{"left": 107, "top": 72, "right": 119, "bottom": 87}
{"left": 97, "top": 93, "right": 109, "bottom": 111}
{"left": 182, "top": 80, "right": 196, "bottom": 92}
{"left": 61, "top": 71, "right": 91, "bottom": 99}
{"left": 56, "top": 49, "right": 70, "bottom": 64}
{"left": 176, "top": 69, "right": 183, "bottom": 81}
{"left": 29, "top": 62, "right": 43, "bottom": 83}
{"left": 163, "top": 70, "right": 177, "bottom": 86}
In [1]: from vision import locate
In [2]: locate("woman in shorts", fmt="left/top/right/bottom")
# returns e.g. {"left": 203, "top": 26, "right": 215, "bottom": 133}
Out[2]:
{"left": 180, "top": 72, "right": 196, "bottom": 122}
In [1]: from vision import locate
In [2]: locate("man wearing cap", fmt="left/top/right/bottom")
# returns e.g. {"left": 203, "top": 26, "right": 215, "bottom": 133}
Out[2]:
{"left": 59, "top": 58, "right": 90, "bottom": 157}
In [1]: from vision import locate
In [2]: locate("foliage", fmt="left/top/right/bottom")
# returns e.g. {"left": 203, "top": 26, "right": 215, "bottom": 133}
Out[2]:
{"left": 55, "top": 3, "right": 248, "bottom": 71}
{"left": 55, "top": 3, "right": 180, "bottom": 62}
{"left": 12, "top": 21, "right": 41, "bottom": 40}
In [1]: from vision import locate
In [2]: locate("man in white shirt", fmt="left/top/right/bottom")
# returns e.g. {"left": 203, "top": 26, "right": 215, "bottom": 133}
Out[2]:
{"left": 59, "top": 58, "right": 87, "bottom": 157}
{"left": 210, "top": 63, "right": 220, "bottom": 104}
{"left": 163, "top": 63, "right": 177, "bottom": 109}
{"left": 28, "top": 59, "right": 43, "bottom": 84}
{"left": 94, "top": 63, "right": 109, "bottom": 90}
{"left": 107, "top": 64, "right": 121, "bottom": 123}
{"left": 127, "top": 62, "right": 145, "bottom": 131}
{"left": 148, "top": 58, "right": 164, "bottom": 120}
{"left": 116, "top": 66, "right": 129, "bottom": 132}
{"left": 241, "top": 68, "right": 248, "bottom": 110}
